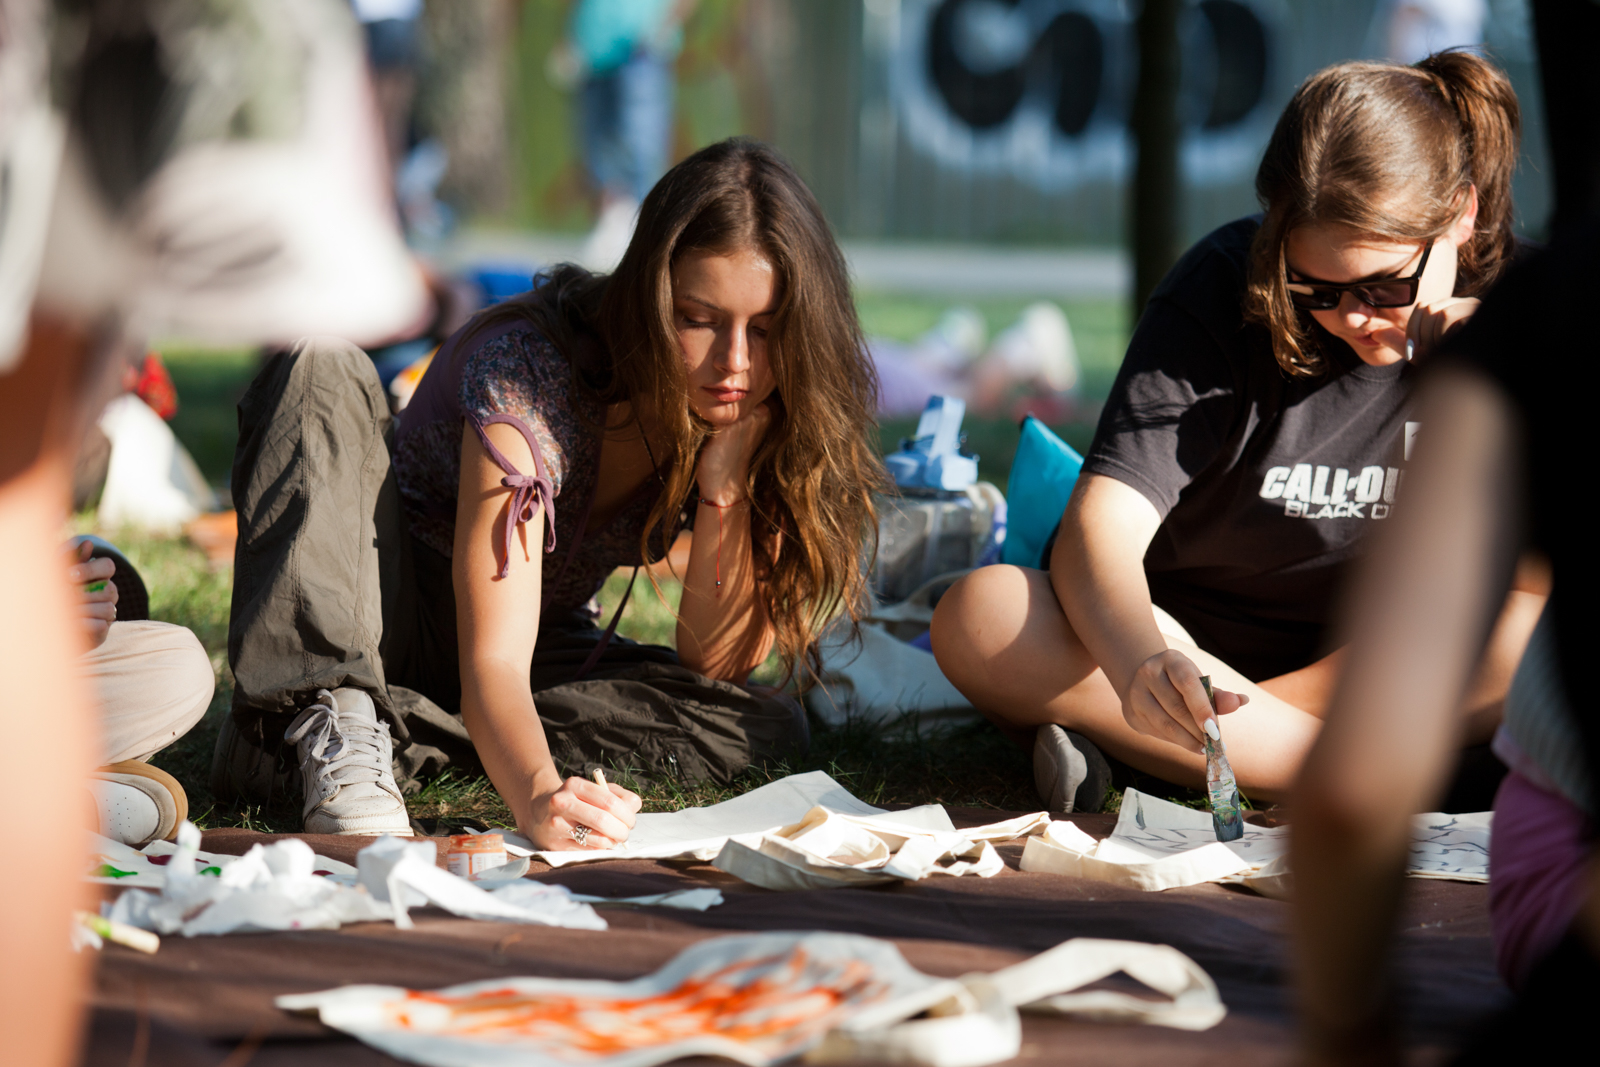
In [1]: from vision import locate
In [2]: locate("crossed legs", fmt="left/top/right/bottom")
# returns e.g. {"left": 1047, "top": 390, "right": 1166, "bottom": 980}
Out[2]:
{"left": 932, "top": 564, "right": 1541, "bottom": 804}
{"left": 931, "top": 565, "right": 1320, "bottom": 801}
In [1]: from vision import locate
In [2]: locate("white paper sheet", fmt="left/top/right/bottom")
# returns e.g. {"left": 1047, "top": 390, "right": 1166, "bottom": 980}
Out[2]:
{"left": 279, "top": 932, "right": 1227, "bottom": 1067}
{"left": 569, "top": 888, "right": 725, "bottom": 911}
{"left": 1020, "top": 789, "right": 1491, "bottom": 892}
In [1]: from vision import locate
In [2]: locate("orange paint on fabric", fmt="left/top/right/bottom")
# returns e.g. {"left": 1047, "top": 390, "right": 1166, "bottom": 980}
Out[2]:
{"left": 386, "top": 948, "right": 887, "bottom": 1055}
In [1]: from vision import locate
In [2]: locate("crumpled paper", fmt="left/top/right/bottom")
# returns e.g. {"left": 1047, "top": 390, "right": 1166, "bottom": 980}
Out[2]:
{"left": 278, "top": 931, "right": 1226, "bottom": 1067}
{"left": 88, "top": 830, "right": 356, "bottom": 888}
{"left": 1020, "top": 789, "right": 1491, "bottom": 893}
{"left": 108, "top": 824, "right": 393, "bottom": 936}
{"left": 712, "top": 806, "right": 1050, "bottom": 891}
{"left": 569, "top": 888, "right": 726, "bottom": 911}
{"left": 354, "top": 836, "right": 606, "bottom": 931}
{"left": 107, "top": 825, "right": 607, "bottom": 937}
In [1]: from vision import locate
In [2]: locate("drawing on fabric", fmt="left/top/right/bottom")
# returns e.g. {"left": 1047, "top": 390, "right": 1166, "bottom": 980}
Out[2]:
{"left": 1100, "top": 823, "right": 1288, "bottom": 866}
{"left": 1406, "top": 815, "right": 1491, "bottom": 880}
{"left": 1100, "top": 791, "right": 1288, "bottom": 868}
{"left": 387, "top": 949, "right": 880, "bottom": 1054}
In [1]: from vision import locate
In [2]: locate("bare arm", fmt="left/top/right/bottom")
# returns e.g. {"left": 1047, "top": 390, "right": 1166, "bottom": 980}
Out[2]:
{"left": 453, "top": 423, "right": 641, "bottom": 849}
{"left": 675, "top": 404, "right": 775, "bottom": 681}
{"left": 1291, "top": 368, "right": 1520, "bottom": 1063}
{"left": 1052, "top": 473, "right": 1247, "bottom": 753}
{"left": 0, "top": 314, "right": 101, "bottom": 1067}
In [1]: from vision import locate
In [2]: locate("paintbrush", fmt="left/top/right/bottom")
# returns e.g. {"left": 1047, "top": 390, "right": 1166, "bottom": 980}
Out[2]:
{"left": 1200, "top": 676, "right": 1244, "bottom": 842}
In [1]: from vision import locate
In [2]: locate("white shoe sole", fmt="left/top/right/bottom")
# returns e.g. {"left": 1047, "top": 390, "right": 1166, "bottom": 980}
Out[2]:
{"left": 93, "top": 761, "right": 188, "bottom": 845}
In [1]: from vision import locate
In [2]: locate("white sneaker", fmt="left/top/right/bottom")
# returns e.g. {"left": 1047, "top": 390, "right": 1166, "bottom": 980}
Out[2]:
{"left": 90, "top": 761, "right": 187, "bottom": 847}
{"left": 285, "top": 688, "right": 412, "bottom": 836}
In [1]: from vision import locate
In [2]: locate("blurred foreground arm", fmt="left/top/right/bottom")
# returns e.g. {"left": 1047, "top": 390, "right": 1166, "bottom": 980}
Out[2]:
{"left": 1291, "top": 368, "right": 1521, "bottom": 1064}
{"left": 0, "top": 315, "right": 103, "bottom": 1067}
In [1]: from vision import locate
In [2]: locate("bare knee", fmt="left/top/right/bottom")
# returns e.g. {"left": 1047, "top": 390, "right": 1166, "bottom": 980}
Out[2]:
{"left": 931, "top": 565, "right": 1052, "bottom": 693}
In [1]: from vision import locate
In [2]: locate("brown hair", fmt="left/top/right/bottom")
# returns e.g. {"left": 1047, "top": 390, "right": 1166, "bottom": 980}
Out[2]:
{"left": 472, "top": 139, "right": 886, "bottom": 679}
{"left": 1244, "top": 50, "right": 1521, "bottom": 376}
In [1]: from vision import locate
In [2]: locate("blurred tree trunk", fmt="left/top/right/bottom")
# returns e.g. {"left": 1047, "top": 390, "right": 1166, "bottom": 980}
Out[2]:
{"left": 417, "top": 0, "right": 516, "bottom": 220}
{"left": 1130, "top": 0, "right": 1182, "bottom": 321}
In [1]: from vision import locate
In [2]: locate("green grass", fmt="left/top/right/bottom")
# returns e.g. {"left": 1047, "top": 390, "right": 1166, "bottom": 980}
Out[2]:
{"left": 158, "top": 345, "right": 257, "bottom": 487}
{"left": 125, "top": 292, "right": 1154, "bottom": 833}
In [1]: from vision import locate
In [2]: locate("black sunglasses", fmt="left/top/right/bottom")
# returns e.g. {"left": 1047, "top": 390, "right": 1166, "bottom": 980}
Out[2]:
{"left": 1285, "top": 242, "right": 1432, "bottom": 310}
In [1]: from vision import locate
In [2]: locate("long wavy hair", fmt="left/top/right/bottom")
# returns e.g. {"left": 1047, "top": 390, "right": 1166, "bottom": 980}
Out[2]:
{"left": 471, "top": 139, "right": 886, "bottom": 680}
{"left": 1244, "top": 50, "right": 1521, "bottom": 376}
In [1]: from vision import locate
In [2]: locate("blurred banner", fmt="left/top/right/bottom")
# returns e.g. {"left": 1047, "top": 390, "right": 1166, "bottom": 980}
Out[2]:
{"left": 512, "top": 0, "right": 1549, "bottom": 246}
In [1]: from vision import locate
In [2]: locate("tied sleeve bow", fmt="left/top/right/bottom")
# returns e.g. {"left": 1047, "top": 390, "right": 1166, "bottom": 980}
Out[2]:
{"left": 497, "top": 469, "right": 557, "bottom": 579}
{"left": 472, "top": 413, "right": 560, "bottom": 580}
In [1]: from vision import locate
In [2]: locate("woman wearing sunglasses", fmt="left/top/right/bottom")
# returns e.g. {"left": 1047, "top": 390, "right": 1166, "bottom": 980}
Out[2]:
{"left": 931, "top": 51, "right": 1546, "bottom": 812}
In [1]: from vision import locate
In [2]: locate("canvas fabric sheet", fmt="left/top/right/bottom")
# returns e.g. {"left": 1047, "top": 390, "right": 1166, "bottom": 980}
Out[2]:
{"left": 278, "top": 931, "right": 1226, "bottom": 1067}
{"left": 517, "top": 771, "right": 888, "bottom": 868}
{"left": 1020, "top": 789, "right": 1491, "bottom": 892}
{"left": 711, "top": 806, "right": 1051, "bottom": 890}
{"left": 517, "top": 771, "right": 1050, "bottom": 888}
{"left": 81, "top": 820, "right": 1505, "bottom": 1065}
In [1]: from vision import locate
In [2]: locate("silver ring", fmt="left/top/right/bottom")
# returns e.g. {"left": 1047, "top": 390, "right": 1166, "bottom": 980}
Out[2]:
{"left": 571, "top": 824, "right": 590, "bottom": 845}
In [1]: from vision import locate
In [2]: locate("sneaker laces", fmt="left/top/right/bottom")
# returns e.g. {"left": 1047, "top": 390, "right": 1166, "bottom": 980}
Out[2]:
{"left": 285, "top": 689, "right": 393, "bottom": 801}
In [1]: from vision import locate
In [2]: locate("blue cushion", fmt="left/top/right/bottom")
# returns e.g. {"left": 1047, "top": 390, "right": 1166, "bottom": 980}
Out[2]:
{"left": 1001, "top": 417, "right": 1083, "bottom": 568}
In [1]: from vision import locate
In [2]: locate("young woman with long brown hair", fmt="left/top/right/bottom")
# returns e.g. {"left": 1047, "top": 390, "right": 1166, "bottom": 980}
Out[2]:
{"left": 217, "top": 139, "right": 884, "bottom": 847}
{"left": 931, "top": 51, "right": 1546, "bottom": 813}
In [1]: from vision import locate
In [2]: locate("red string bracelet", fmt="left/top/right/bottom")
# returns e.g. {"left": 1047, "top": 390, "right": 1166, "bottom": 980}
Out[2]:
{"left": 697, "top": 497, "right": 745, "bottom": 590}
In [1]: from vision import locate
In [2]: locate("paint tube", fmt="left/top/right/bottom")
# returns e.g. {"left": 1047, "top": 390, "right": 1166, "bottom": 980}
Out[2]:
{"left": 1200, "top": 677, "right": 1243, "bottom": 843}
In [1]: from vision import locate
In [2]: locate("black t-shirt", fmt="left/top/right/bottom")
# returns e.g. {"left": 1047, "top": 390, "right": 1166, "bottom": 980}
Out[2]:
{"left": 1083, "top": 217, "right": 1415, "bottom": 681}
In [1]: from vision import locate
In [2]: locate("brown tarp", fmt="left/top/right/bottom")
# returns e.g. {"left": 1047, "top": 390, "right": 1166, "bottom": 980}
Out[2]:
{"left": 80, "top": 810, "right": 1506, "bottom": 1065}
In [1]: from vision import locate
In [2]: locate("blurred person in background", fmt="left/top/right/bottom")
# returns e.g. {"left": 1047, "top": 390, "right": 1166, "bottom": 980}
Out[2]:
{"left": 351, "top": 0, "right": 424, "bottom": 172}
{"left": 1296, "top": 5, "right": 1600, "bottom": 1059}
{"left": 1291, "top": 223, "right": 1599, "bottom": 1066}
{"left": 932, "top": 51, "right": 1541, "bottom": 816}
{"left": 1, "top": 1, "right": 425, "bottom": 1063}
{"left": 1382, "top": 0, "right": 1486, "bottom": 65}
{"left": 550, "top": 0, "right": 698, "bottom": 271}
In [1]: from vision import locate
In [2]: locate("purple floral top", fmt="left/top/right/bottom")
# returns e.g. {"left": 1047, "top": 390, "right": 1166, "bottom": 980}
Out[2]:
{"left": 394, "top": 321, "right": 671, "bottom": 619}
